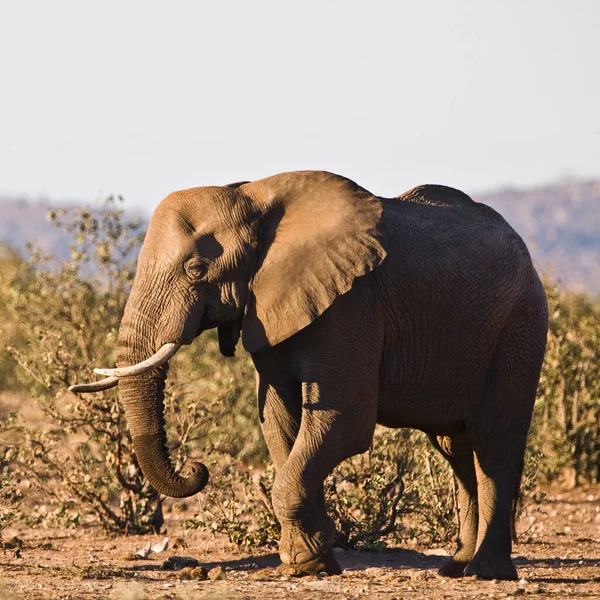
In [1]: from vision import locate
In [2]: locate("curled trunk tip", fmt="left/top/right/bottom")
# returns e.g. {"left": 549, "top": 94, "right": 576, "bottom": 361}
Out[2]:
{"left": 133, "top": 433, "right": 209, "bottom": 497}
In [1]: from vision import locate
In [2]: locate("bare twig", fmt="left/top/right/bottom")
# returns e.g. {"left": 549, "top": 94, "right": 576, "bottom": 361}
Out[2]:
{"left": 254, "top": 481, "right": 276, "bottom": 518}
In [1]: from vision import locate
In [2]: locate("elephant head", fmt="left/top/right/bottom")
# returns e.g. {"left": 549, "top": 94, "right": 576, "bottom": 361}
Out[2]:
{"left": 70, "top": 171, "right": 386, "bottom": 498}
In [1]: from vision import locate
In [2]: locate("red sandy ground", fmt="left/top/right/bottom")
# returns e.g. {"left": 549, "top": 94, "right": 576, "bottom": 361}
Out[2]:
{"left": 1, "top": 486, "right": 599, "bottom": 600}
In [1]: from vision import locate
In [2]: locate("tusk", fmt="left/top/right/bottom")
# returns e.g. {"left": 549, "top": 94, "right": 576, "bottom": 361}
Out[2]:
{"left": 69, "top": 377, "right": 119, "bottom": 393}
{"left": 93, "top": 342, "right": 181, "bottom": 378}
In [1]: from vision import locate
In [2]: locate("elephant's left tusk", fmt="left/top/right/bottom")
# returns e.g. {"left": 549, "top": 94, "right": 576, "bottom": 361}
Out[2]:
{"left": 93, "top": 342, "right": 181, "bottom": 378}
{"left": 69, "top": 377, "right": 119, "bottom": 393}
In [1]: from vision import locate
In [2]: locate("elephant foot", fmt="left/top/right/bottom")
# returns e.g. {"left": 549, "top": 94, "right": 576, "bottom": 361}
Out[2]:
{"left": 464, "top": 554, "right": 518, "bottom": 580}
{"left": 277, "top": 548, "right": 342, "bottom": 577}
{"left": 278, "top": 518, "right": 336, "bottom": 567}
{"left": 437, "top": 557, "right": 470, "bottom": 578}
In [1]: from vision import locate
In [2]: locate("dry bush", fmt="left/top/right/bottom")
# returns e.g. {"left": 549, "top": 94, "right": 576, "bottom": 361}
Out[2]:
{"left": 531, "top": 284, "right": 600, "bottom": 486}
{"left": 0, "top": 414, "right": 23, "bottom": 544}
{"left": 1, "top": 198, "right": 265, "bottom": 535}
{"left": 186, "top": 428, "right": 458, "bottom": 550}
{"left": 2, "top": 199, "right": 165, "bottom": 533}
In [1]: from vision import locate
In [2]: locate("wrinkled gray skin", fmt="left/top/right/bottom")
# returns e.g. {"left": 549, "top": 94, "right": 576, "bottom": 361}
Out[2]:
{"left": 104, "top": 171, "right": 548, "bottom": 580}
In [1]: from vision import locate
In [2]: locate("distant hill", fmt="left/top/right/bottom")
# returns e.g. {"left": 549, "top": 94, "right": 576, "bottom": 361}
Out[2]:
{"left": 1, "top": 178, "right": 598, "bottom": 293}
{"left": 0, "top": 198, "right": 146, "bottom": 265}
{"left": 0, "top": 198, "right": 75, "bottom": 261}
{"left": 474, "top": 179, "right": 600, "bottom": 294}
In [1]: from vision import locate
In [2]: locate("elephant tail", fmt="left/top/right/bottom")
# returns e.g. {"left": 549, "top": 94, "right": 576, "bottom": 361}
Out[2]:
{"left": 511, "top": 453, "right": 526, "bottom": 543}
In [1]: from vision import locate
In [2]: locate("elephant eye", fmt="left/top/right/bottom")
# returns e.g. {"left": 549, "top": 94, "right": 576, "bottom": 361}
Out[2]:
{"left": 184, "top": 259, "right": 208, "bottom": 281}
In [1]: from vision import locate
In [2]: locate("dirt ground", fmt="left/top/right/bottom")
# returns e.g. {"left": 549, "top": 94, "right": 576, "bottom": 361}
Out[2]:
{"left": 1, "top": 486, "right": 599, "bottom": 600}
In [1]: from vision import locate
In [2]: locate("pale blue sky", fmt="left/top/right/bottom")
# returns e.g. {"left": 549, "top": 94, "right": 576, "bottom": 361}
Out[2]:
{"left": 1, "top": 0, "right": 598, "bottom": 212}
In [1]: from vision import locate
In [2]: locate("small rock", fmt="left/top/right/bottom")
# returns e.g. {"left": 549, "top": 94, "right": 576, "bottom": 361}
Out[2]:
{"left": 171, "top": 537, "right": 188, "bottom": 550}
{"left": 424, "top": 548, "right": 450, "bottom": 556}
{"left": 179, "top": 566, "right": 209, "bottom": 581}
{"left": 151, "top": 537, "right": 169, "bottom": 554}
{"left": 162, "top": 556, "right": 200, "bottom": 571}
{"left": 209, "top": 566, "right": 226, "bottom": 581}
{"left": 3, "top": 537, "right": 23, "bottom": 550}
{"left": 119, "top": 553, "right": 141, "bottom": 561}
{"left": 135, "top": 542, "right": 152, "bottom": 558}
{"left": 410, "top": 570, "right": 428, "bottom": 581}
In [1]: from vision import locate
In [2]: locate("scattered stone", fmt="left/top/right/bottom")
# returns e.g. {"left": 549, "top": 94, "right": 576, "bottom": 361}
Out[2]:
{"left": 424, "top": 548, "right": 450, "bottom": 556}
{"left": 179, "top": 566, "right": 209, "bottom": 581}
{"left": 208, "top": 566, "right": 226, "bottom": 581}
{"left": 150, "top": 537, "right": 169, "bottom": 554}
{"left": 409, "top": 569, "right": 428, "bottom": 581}
{"left": 171, "top": 537, "right": 188, "bottom": 550}
{"left": 2, "top": 536, "right": 23, "bottom": 550}
{"left": 119, "top": 553, "right": 142, "bottom": 561}
{"left": 135, "top": 542, "right": 152, "bottom": 558}
{"left": 161, "top": 556, "right": 200, "bottom": 571}
{"left": 248, "top": 567, "right": 279, "bottom": 581}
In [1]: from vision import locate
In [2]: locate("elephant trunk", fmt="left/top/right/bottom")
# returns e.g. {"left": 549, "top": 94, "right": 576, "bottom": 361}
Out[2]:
{"left": 116, "top": 305, "right": 209, "bottom": 498}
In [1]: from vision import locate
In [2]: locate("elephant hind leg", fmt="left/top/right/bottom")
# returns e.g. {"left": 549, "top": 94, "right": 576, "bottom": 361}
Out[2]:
{"left": 464, "top": 309, "right": 545, "bottom": 581}
{"left": 428, "top": 430, "right": 478, "bottom": 578}
{"left": 464, "top": 431, "right": 525, "bottom": 581}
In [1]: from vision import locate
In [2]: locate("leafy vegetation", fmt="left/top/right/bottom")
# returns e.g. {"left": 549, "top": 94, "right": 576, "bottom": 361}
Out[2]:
{"left": 0, "top": 199, "right": 598, "bottom": 549}
{"left": 531, "top": 285, "right": 600, "bottom": 485}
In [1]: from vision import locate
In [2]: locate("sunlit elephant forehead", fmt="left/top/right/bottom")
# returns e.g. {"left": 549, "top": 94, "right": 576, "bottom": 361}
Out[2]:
{"left": 142, "top": 223, "right": 224, "bottom": 263}
{"left": 153, "top": 186, "right": 238, "bottom": 231}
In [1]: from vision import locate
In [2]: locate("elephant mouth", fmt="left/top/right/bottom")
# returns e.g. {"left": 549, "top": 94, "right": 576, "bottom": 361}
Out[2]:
{"left": 68, "top": 342, "right": 182, "bottom": 394}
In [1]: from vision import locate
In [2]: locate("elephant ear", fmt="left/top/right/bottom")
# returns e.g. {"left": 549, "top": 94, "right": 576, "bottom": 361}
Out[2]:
{"left": 241, "top": 171, "right": 387, "bottom": 353}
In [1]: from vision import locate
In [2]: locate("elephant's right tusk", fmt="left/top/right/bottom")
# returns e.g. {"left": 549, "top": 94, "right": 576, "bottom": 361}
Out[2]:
{"left": 93, "top": 342, "right": 181, "bottom": 378}
{"left": 69, "top": 376, "right": 119, "bottom": 394}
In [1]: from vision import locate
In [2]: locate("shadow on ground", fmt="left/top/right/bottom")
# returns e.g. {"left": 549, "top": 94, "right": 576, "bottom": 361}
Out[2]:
{"left": 125, "top": 547, "right": 446, "bottom": 574}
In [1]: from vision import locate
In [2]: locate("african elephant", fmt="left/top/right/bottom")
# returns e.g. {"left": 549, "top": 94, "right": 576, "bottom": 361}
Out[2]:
{"left": 70, "top": 171, "right": 548, "bottom": 580}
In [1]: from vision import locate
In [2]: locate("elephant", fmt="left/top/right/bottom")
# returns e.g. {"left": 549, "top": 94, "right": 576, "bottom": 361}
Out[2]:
{"left": 70, "top": 170, "right": 548, "bottom": 580}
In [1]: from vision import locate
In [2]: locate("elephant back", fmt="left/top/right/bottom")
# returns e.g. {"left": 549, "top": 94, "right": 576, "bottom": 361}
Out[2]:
{"left": 397, "top": 184, "right": 475, "bottom": 208}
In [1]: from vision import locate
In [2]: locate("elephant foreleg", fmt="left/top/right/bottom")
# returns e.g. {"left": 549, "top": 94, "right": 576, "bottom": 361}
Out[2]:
{"left": 257, "top": 377, "right": 302, "bottom": 470}
{"left": 272, "top": 381, "right": 377, "bottom": 576}
{"left": 258, "top": 378, "right": 329, "bottom": 572}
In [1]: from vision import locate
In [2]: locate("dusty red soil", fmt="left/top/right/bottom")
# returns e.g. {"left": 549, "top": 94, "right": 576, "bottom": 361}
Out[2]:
{"left": 1, "top": 486, "right": 599, "bottom": 599}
